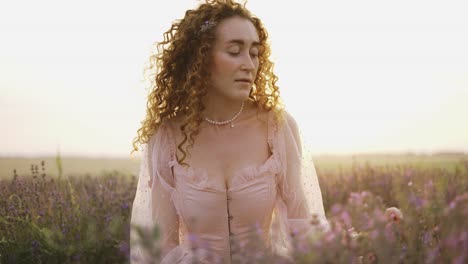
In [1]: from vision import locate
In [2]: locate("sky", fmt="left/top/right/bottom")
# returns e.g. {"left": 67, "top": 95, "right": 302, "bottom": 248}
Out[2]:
{"left": 1, "top": 0, "right": 467, "bottom": 158}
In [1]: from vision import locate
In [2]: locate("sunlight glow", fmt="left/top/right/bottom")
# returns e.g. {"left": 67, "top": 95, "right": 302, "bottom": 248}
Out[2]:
{"left": 1, "top": 0, "right": 467, "bottom": 157}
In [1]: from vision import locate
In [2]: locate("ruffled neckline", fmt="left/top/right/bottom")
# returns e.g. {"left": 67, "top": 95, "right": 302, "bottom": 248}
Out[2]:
{"left": 168, "top": 150, "right": 280, "bottom": 193}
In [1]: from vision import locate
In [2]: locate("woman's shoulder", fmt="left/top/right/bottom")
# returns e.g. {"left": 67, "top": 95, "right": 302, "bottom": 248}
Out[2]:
{"left": 271, "top": 109, "right": 300, "bottom": 141}
{"left": 263, "top": 106, "right": 294, "bottom": 128}
{"left": 146, "top": 119, "right": 176, "bottom": 149}
{"left": 246, "top": 101, "right": 298, "bottom": 130}
{"left": 282, "top": 110, "right": 298, "bottom": 129}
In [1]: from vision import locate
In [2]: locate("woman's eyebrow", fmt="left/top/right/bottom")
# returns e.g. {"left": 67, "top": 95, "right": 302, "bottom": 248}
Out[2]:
{"left": 225, "top": 39, "right": 260, "bottom": 46}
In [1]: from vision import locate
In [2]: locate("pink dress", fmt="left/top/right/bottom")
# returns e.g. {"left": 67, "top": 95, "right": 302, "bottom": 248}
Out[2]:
{"left": 130, "top": 110, "right": 328, "bottom": 264}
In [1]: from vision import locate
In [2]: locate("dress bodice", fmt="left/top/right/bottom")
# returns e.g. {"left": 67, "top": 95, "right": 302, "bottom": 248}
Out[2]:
{"left": 130, "top": 109, "right": 329, "bottom": 264}
{"left": 161, "top": 110, "right": 281, "bottom": 263}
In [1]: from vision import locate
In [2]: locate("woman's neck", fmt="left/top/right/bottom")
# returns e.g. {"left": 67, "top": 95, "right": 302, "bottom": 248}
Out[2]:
{"left": 202, "top": 96, "right": 247, "bottom": 122}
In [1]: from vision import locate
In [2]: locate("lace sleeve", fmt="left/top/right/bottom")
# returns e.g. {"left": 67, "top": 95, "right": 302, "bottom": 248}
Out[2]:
{"left": 278, "top": 111, "right": 329, "bottom": 239}
{"left": 130, "top": 124, "right": 180, "bottom": 263}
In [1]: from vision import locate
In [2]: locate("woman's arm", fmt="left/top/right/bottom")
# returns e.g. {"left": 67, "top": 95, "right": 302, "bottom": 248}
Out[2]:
{"left": 131, "top": 125, "right": 180, "bottom": 263}
{"left": 279, "top": 111, "right": 328, "bottom": 235}
{"left": 151, "top": 161, "right": 180, "bottom": 257}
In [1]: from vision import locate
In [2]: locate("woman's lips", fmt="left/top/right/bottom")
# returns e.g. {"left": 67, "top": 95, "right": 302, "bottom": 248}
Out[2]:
{"left": 235, "top": 79, "right": 252, "bottom": 84}
{"left": 235, "top": 81, "right": 251, "bottom": 87}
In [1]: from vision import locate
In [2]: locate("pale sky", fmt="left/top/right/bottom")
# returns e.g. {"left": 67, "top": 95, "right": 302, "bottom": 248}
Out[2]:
{"left": 1, "top": 0, "right": 467, "bottom": 158}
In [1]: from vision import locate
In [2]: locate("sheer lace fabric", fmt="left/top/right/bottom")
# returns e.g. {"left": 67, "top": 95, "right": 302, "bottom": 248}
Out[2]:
{"left": 130, "top": 110, "right": 329, "bottom": 263}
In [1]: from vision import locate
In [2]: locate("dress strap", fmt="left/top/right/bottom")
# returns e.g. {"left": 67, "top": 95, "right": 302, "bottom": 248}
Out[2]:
{"left": 162, "top": 120, "right": 178, "bottom": 168}
{"left": 267, "top": 110, "right": 276, "bottom": 152}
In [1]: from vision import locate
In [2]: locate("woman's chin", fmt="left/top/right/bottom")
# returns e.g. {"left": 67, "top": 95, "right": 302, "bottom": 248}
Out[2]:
{"left": 237, "top": 88, "right": 251, "bottom": 100}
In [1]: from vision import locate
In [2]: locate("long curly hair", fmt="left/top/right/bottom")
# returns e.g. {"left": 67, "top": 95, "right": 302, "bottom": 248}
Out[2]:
{"left": 131, "top": 0, "right": 284, "bottom": 165}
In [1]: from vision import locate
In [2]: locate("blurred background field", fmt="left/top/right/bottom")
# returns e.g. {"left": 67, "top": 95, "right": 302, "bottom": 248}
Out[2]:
{"left": 1, "top": 153, "right": 467, "bottom": 263}
{"left": 1, "top": 153, "right": 466, "bottom": 179}
{"left": 0, "top": 156, "right": 141, "bottom": 179}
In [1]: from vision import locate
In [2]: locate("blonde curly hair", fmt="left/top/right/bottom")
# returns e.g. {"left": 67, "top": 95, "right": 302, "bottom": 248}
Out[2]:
{"left": 131, "top": 0, "right": 284, "bottom": 166}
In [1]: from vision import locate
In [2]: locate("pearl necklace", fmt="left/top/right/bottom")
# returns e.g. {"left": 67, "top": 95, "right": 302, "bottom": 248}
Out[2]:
{"left": 204, "top": 101, "right": 244, "bottom": 128}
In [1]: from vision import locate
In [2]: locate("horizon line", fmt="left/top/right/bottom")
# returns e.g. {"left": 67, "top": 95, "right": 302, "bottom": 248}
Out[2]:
{"left": 1, "top": 150, "right": 467, "bottom": 159}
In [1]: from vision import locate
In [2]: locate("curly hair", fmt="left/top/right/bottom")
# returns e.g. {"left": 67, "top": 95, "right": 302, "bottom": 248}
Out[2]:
{"left": 131, "top": 0, "right": 284, "bottom": 166}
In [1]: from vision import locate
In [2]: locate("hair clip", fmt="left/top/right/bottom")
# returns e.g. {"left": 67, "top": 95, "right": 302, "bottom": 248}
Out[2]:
{"left": 199, "top": 20, "right": 217, "bottom": 34}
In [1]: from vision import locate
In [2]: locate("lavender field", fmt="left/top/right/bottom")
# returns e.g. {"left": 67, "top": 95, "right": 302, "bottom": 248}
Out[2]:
{"left": 1, "top": 154, "right": 467, "bottom": 263}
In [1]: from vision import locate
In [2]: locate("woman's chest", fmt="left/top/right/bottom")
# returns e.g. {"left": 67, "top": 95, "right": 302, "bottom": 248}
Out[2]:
{"left": 172, "top": 121, "right": 272, "bottom": 190}
{"left": 172, "top": 171, "right": 278, "bottom": 234}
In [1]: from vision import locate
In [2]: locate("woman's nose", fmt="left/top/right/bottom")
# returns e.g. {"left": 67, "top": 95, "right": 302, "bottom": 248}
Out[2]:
{"left": 241, "top": 54, "right": 255, "bottom": 71}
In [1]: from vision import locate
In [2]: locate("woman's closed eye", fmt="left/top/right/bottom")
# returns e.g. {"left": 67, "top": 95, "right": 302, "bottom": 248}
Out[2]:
{"left": 250, "top": 51, "right": 259, "bottom": 57}
{"left": 227, "top": 46, "right": 241, "bottom": 56}
{"left": 227, "top": 51, "right": 259, "bottom": 58}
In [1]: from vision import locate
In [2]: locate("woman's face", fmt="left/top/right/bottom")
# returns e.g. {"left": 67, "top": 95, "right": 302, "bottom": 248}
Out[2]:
{"left": 208, "top": 16, "right": 260, "bottom": 102}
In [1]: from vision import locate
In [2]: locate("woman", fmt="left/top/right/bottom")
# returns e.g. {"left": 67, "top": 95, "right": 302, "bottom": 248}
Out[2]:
{"left": 130, "top": 1, "right": 328, "bottom": 263}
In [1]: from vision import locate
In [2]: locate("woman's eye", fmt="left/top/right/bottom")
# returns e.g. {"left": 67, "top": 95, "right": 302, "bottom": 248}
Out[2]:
{"left": 250, "top": 49, "right": 259, "bottom": 57}
{"left": 228, "top": 51, "right": 240, "bottom": 56}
